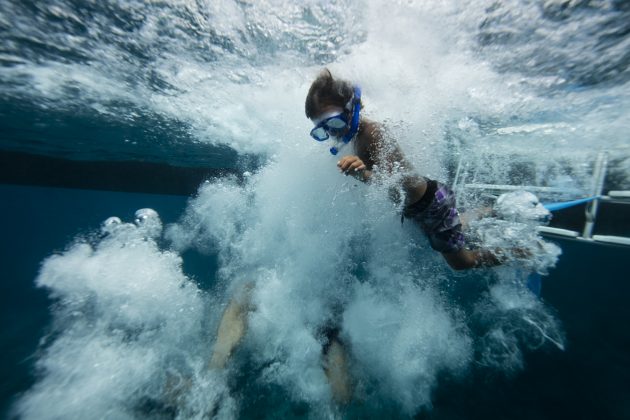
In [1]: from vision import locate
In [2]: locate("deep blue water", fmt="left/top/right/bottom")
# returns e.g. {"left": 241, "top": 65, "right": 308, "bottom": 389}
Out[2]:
{"left": 0, "top": 184, "right": 216, "bottom": 418}
{"left": 2, "top": 184, "right": 629, "bottom": 419}
{"left": 429, "top": 239, "right": 630, "bottom": 420}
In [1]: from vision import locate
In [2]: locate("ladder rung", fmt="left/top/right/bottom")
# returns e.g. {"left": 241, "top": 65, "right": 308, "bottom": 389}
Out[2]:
{"left": 538, "top": 226, "right": 580, "bottom": 237}
{"left": 593, "top": 235, "right": 630, "bottom": 246}
{"left": 608, "top": 190, "right": 630, "bottom": 199}
{"left": 463, "top": 183, "right": 581, "bottom": 194}
{"left": 600, "top": 196, "right": 630, "bottom": 205}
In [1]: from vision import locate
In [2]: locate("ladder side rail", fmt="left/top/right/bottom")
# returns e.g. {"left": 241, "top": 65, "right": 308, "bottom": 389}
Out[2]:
{"left": 582, "top": 152, "right": 608, "bottom": 239}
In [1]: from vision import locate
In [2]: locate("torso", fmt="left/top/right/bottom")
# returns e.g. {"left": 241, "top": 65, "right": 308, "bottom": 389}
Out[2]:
{"left": 353, "top": 119, "right": 383, "bottom": 170}
{"left": 353, "top": 119, "right": 411, "bottom": 171}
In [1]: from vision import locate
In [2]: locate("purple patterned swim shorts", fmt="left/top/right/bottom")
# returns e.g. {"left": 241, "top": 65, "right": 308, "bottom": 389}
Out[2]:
{"left": 402, "top": 180, "right": 465, "bottom": 254}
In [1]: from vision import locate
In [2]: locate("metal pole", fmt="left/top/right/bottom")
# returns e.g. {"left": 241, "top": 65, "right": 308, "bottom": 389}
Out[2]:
{"left": 582, "top": 152, "right": 608, "bottom": 239}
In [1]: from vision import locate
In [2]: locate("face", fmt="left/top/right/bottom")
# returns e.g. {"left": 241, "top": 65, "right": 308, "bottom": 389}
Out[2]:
{"left": 310, "top": 105, "right": 349, "bottom": 141}
{"left": 312, "top": 104, "right": 344, "bottom": 121}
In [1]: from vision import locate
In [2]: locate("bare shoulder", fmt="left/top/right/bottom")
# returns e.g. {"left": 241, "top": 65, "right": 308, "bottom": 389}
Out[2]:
{"left": 357, "top": 120, "right": 387, "bottom": 157}
{"left": 356, "top": 119, "right": 414, "bottom": 174}
{"left": 360, "top": 119, "right": 385, "bottom": 145}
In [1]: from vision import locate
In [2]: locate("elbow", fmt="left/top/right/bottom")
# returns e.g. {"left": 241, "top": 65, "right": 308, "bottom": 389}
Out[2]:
{"left": 443, "top": 249, "right": 479, "bottom": 271}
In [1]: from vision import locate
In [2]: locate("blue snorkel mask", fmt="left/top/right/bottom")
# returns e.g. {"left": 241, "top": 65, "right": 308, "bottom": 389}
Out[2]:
{"left": 310, "top": 86, "right": 362, "bottom": 155}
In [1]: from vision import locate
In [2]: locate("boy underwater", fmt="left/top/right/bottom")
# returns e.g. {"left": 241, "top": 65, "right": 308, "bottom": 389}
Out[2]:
{"left": 306, "top": 69, "right": 504, "bottom": 270}
{"left": 205, "top": 70, "right": 538, "bottom": 406}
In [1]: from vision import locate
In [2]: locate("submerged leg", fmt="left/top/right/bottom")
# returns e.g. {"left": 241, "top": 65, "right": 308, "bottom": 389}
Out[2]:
{"left": 323, "top": 338, "right": 352, "bottom": 404}
{"left": 209, "top": 285, "right": 253, "bottom": 369}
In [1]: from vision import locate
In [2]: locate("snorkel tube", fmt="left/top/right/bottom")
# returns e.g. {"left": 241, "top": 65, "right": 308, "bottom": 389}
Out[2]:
{"left": 330, "top": 86, "right": 362, "bottom": 155}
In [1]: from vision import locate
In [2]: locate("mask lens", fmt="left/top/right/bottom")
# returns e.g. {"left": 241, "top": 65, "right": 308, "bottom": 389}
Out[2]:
{"left": 326, "top": 127, "right": 345, "bottom": 137}
{"left": 322, "top": 116, "right": 347, "bottom": 137}
{"left": 326, "top": 117, "right": 347, "bottom": 129}
{"left": 310, "top": 126, "right": 329, "bottom": 141}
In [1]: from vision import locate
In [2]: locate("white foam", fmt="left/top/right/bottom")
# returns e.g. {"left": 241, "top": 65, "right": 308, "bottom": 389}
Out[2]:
{"left": 19, "top": 140, "right": 566, "bottom": 417}
{"left": 474, "top": 274, "right": 566, "bottom": 372}
{"left": 494, "top": 191, "right": 551, "bottom": 223}
{"left": 16, "top": 212, "right": 234, "bottom": 419}
{"left": 343, "top": 283, "right": 472, "bottom": 413}
{"left": 160, "top": 146, "right": 563, "bottom": 414}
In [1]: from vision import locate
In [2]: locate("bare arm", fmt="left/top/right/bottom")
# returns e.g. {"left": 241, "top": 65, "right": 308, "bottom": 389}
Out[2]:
{"left": 337, "top": 122, "right": 427, "bottom": 204}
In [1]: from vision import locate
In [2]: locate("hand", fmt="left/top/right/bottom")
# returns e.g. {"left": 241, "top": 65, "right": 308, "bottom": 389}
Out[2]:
{"left": 337, "top": 155, "right": 366, "bottom": 176}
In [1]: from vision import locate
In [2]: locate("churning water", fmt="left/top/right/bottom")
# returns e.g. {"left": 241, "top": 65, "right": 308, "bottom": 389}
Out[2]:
{"left": 1, "top": 0, "right": 629, "bottom": 418}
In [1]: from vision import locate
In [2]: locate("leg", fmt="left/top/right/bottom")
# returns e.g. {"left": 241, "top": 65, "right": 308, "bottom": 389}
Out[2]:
{"left": 209, "top": 284, "right": 253, "bottom": 369}
{"left": 323, "top": 338, "right": 352, "bottom": 404}
{"left": 442, "top": 248, "right": 501, "bottom": 270}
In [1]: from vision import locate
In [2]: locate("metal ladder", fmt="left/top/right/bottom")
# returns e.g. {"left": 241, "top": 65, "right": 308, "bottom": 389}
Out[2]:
{"left": 452, "top": 151, "right": 630, "bottom": 247}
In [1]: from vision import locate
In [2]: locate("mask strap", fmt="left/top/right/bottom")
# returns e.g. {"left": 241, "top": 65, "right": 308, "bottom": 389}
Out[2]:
{"left": 330, "top": 86, "right": 362, "bottom": 155}
{"left": 341, "top": 86, "right": 361, "bottom": 145}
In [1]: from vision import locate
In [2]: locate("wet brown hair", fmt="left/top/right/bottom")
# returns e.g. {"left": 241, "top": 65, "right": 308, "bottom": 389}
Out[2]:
{"left": 304, "top": 69, "right": 355, "bottom": 119}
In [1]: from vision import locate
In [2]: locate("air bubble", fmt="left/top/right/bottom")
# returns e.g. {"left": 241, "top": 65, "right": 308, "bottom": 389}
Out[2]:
{"left": 134, "top": 208, "right": 162, "bottom": 238}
